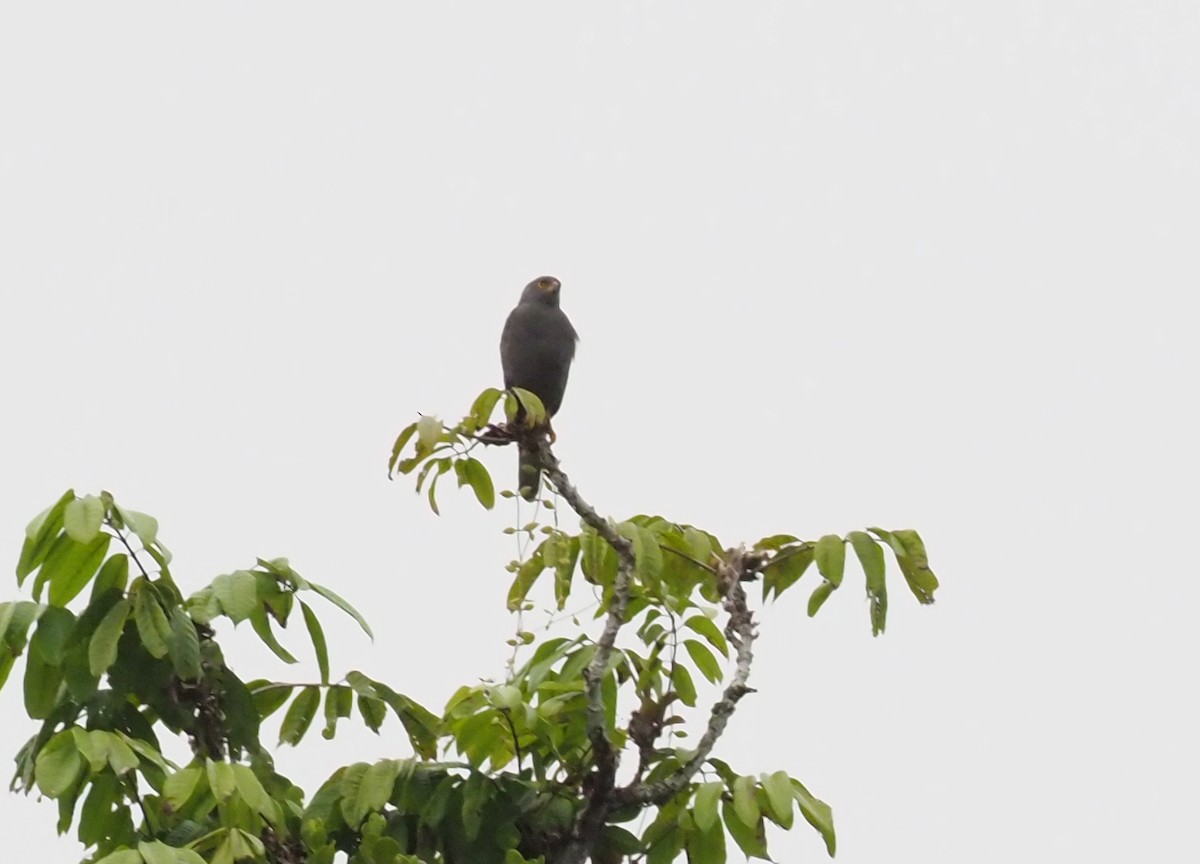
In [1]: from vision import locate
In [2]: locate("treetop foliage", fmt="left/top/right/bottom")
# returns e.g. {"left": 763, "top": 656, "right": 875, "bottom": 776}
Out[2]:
{"left": 2, "top": 388, "right": 938, "bottom": 864}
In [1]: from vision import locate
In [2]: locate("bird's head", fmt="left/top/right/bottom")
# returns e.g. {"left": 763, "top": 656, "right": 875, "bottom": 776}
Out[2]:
{"left": 520, "top": 275, "right": 562, "bottom": 307}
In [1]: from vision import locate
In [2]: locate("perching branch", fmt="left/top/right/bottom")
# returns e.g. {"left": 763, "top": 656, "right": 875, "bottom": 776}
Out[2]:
{"left": 530, "top": 437, "right": 640, "bottom": 864}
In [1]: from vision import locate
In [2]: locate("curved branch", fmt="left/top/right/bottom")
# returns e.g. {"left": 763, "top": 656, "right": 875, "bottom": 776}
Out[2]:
{"left": 616, "top": 546, "right": 759, "bottom": 808}
{"left": 534, "top": 439, "right": 639, "bottom": 863}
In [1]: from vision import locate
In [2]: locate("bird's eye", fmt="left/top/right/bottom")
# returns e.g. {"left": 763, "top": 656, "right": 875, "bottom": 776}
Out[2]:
{"left": 539, "top": 278, "right": 556, "bottom": 291}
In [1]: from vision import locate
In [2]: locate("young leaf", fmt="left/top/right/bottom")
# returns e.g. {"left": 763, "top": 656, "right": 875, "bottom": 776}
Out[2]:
{"left": 388, "top": 422, "right": 418, "bottom": 477}
{"left": 116, "top": 508, "right": 160, "bottom": 548}
{"left": 64, "top": 495, "right": 106, "bottom": 544}
{"left": 461, "top": 457, "right": 496, "bottom": 510}
{"left": 17, "top": 489, "right": 75, "bottom": 584}
{"left": 468, "top": 387, "right": 504, "bottom": 430}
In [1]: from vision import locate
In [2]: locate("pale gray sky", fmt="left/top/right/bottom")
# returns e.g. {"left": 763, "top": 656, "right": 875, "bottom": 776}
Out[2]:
{"left": 2, "top": 3, "right": 1197, "bottom": 862}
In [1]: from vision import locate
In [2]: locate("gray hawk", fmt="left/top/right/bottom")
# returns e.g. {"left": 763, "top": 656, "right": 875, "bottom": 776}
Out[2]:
{"left": 500, "top": 275, "right": 578, "bottom": 500}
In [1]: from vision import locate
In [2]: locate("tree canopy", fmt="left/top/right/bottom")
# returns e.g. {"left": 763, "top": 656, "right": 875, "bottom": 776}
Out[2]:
{"left": 1, "top": 388, "right": 938, "bottom": 864}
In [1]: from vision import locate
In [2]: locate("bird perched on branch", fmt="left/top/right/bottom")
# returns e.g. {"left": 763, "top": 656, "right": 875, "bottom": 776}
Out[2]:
{"left": 500, "top": 275, "right": 578, "bottom": 501}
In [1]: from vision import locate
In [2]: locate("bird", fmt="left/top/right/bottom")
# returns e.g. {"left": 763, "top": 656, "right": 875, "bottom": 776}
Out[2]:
{"left": 500, "top": 275, "right": 578, "bottom": 501}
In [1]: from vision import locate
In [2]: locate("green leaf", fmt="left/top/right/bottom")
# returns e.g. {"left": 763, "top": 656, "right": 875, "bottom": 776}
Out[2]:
{"left": 163, "top": 766, "right": 203, "bottom": 811}
{"left": 72, "top": 728, "right": 109, "bottom": 773}
{"left": 683, "top": 639, "right": 723, "bottom": 684}
{"left": 792, "top": 778, "right": 836, "bottom": 856}
{"left": 461, "top": 457, "right": 496, "bottom": 510}
{"left": 342, "top": 759, "right": 401, "bottom": 826}
{"left": 92, "top": 553, "right": 130, "bottom": 597}
{"left": 250, "top": 682, "right": 293, "bottom": 719}
{"left": 509, "top": 388, "right": 547, "bottom": 425}
{"left": 875, "top": 527, "right": 939, "bottom": 603}
{"left": 685, "top": 808, "right": 726, "bottom": 864}
{"left": 231, "top": 764, "right": 276, "bottom": 822}
{"left": 64, "top": 495, "right": 106, "bottom": 543}
{"left": 670, "top": 663, "right": 697, "bottom": 707}
{"left": 358, "top": 694, "right": 388, "bottom": 733}
{"left": 250, "top": 606, "right": 298, "bottom": 664}
{"left": 850, "top": 530, "right": 889, "bottom": 635}
{"left": 322, "top": 685, "right": 353, "bottom": 739}
{"left": 552, "top": 534, "right": 580, "bottom": 610}
{"left": 117, "top": 508, "right": 160, "bottom": 548}
{"left": 468, "top": 387, "right": 504, "bottom": 430}
{"left": 307, "top": 580, "right": 374, "bottom": 640}
{"left": 211, "top": 571, "right": 257, "bottom": 623}
{"left": 17, "top": 489, "right": 75, "bottom": 584}
{"left": 30, "top": 606, "right": 76, "bottom": 666}
{"left": 78, "top": 771, "right": 120, "bottom": 847}
{"left": 94, "top": 850, "right": 143, "bottom": 864}
{"left": 761, "top": 771, "right": 795, "bottom": 829}
{"left": 206, "top": 759, "right": 236, "bottom": 802}
{"left": 848, "top": 531, "right": 885, "bottom": 588}
{"left": 732, "top": 775, "right": 759, "bottom": 830}
{"left": 280, "top": 686, "right": 321, "bottom": 746}
{"left": 619, "top": 523, "right": 663, "bottom": 587}
{"left": 134, "top": 585, "right": 171, "bottom": 658}
{"left": 807, "top": 580, "right": 836, "bottom": 617}
{"left": 102, "top": 731, "right": 140, "bottom": 775}
{"left": 762, "top": 544, "right": 814, "bottom": 600}
{"left": 722, "top": 800, "right": 769, "bottom": 860}
{"left": 89, "top": 598, "right": 131, "bottom": 676}
{"left": 507, "top": 544, "right": 546, "bottom": 611}
{"left": 44, "top": 533, "right": 112, "bottom": 607}
{"left": 24, "top": 650, "right": 63, "bottom": 718}
{"left": 138, "top": 840, "right": 207, "bottom": 864}
{"left": 165, "top": 609, "right": 202, "bottom": 680}
{"left": 693, "top": 781, "right": 723, "bottom": 832}
{"left": 388, "top": 421, "right": 418, "bottom": 476}
{"left": 300, "top": 601, "right": 330, "bottom": 684}
{"left": 813, "top": 534, "right": 846, "bottom": 588}
{"left": 35, "top": 729, "right": 81, "bottom": 798}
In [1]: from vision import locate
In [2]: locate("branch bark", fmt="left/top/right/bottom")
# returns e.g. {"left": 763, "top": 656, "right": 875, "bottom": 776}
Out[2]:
{"left": 616, "top": 546, "right": 758, "bottom": 808}
{"left": 536, "top": 441, "right": 638, "bottom": 864}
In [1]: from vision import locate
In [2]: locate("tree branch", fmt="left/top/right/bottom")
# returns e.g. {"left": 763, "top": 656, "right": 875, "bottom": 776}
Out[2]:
{"left": 534, "top": 439, "right": 639, "bottom": 864}
{"left": 615, "top": 546, "right": 759, "bottom": 808}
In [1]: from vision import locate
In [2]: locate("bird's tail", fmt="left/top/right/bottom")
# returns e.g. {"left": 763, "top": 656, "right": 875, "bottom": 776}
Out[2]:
{"left": 517, "top": 444, "right": 541, "bottom": 502}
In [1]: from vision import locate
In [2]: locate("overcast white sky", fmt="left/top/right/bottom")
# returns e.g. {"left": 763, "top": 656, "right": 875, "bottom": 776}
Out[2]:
{"left": 2, "top": 3, "right": 1197, "bottom": 862}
